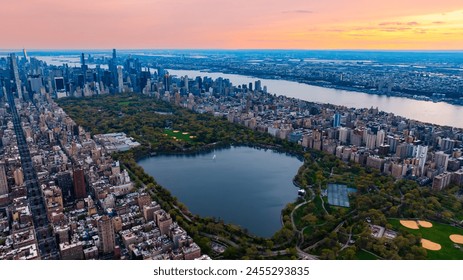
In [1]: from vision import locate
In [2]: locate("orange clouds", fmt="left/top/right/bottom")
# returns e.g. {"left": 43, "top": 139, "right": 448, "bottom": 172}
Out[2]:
{"left": 0, "top": 0, "right": 462, "bottom": 49}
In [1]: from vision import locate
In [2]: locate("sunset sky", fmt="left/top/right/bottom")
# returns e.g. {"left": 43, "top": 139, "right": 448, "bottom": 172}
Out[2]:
{"left": 1, "top": 0, "right": 462, "bottom": 50}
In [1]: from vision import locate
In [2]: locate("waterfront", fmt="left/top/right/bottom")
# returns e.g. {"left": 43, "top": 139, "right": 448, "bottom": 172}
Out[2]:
{"left": 137, "top": 146, "right": 303, "bottom": 237}
{"left": 25, "top": 54, "right": 463, "bottom": 128}
{"left": 167, "top": 69, "right": 463, "bottom": 128}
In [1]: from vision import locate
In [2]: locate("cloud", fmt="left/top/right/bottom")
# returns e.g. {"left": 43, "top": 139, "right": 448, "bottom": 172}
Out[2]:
{"left": 379, "top": 22, "right": 401, "bottom": 26}
{"left": 326, "top": 28, "right": 345, "bottom": 33}
{"left": 380, "top": 27, "right": 412, "bottom": 32}
{"left": 414, "top": 29, "right": 427, "bottom": 34}
{"left": 432, "top": 21, "right": 446, "bottom": 24}
{"left": 282, "top": 10, "right": 313, "bottom": 14}
{"left": 378, "top": 21, "right": 419, "bottom": 26}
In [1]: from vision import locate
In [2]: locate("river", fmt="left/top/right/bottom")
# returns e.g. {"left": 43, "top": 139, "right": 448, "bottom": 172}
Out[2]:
{"left": 167, "top": 69, "right": 463, "bottom": 128}
{"left": 27, "top": 55, "right": 463, "bottom": 127}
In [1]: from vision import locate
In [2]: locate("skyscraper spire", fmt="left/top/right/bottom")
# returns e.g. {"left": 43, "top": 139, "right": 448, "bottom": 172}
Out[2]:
{"left": 22, "top": 48, "right": 28, "bottom": 61}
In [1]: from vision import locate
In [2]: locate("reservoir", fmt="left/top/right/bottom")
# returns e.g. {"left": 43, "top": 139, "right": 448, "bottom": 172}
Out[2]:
{"left": 138, "top": 146, "right": 303, "bottom": 237}
{"left": 167, "top": 69, "right": 463, "bottom": 129}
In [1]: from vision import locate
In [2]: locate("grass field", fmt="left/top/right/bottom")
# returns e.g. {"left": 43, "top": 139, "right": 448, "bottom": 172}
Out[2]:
{"left": 118, "top": 101, "right": 132, "bottom": 106}
{"left": 164, "top": 129, "right": 195, "bottom": 142}
{"left": 389, "top": 219, "right": 463, "bottom": 259}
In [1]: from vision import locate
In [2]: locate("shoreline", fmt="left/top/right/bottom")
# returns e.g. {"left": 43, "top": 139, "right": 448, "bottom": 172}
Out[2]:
{"left": 134, "top": 143, "right": 305, "bottom": 238}
{"left": 166, "top": 66, "right": 463, "bottom": 107}
{"left": 165, "top": 67, "right": 462, "bottom": 129}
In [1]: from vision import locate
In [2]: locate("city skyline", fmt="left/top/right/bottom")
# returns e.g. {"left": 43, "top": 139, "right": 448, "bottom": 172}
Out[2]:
{"left": 0, "top": 0, "right": 462, "bottom": 50}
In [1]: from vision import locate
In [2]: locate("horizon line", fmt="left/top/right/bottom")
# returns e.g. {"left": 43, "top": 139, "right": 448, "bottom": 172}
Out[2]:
{"left": 1, "top": 48, "right": 463, "bottom": 53}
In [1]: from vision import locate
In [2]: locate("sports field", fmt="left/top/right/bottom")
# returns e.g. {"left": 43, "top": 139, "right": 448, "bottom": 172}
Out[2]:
{"left": 163, "top": 129, "right": 195, "bottom": 142}
{"left": 327, "top": 184, "right": 356, "bottom": 207}
{"left": 389, "top": 219, "right": 463, "bottom": 259}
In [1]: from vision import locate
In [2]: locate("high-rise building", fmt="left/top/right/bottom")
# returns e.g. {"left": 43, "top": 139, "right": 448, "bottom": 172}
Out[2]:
{"left": 54, "top": 77, "right": 65, "bottom": 92}
{"left": 0, "top": 161, "right": 8, "bottom": 195}
{"left": 22, "top": 48, "right": 28, "bottom": 61}
{"left": 434, "top": 151, "right": 449, "bottom": 173}
{"left": 117, "top": 66, "right": 123, "bottom": 93}
{"left": 351, "top": 129, "right": 363, "bottom": 147}
{"left": 376, "top": 130, "right": 385, "bottom": 147}
{"left": 333, "top": 113, "right": 341, "bottom": 128}
{"left": 395, "top": 143, "right": 408, "bottom": 159}
{"left": 183, "top": 75, "right": 189, "bottom": 91}
{"left": 13, "top": 167, "right": 24, "bottom": 186}
{"left": 338, "top": 127, "right": 349, "bottom": 144}
{"left": 155, "top": 210, "right": 173, "bottom": 236}
{"left": 97, "top": 215, "right": 116, "bottom": 254}
{"left": 387, "top": 135, "right": 399, "bottom": 153}
{"left": 28, "top": 74, "right": 43, "bottom": 93}
{"left": 414, "top": 145, "right": 428, "bottom": 176}
{"left": 9, "top": 53, "right": 23, "bottom": 100}
{"left": 164, "top": 73, "right": 170, "bottom": 91}
{"left": 81, "top": 53, "right": 88, "bottom": 81}
{"left": 432, "top": 172, "right": 452, "bottom": 191}
{"left": 80, "top": 53, "right": 86, "bottom": 67}
{"left": 439, "top": 138, "right": 456, "bottom": 152}
{"left": 73, "top": 167, "right": 87, "bottom": 199}
{"left": 365, "top": 133, "right": 377, "bottom": 150}
{"left": 112, "top": 49, "right": 117, "bottom": 60}
{"left": 56, "top": 171, "right": 73, "bottom": 202}
{"left": 255, "top": 80, "right": 262, "bottom": 92}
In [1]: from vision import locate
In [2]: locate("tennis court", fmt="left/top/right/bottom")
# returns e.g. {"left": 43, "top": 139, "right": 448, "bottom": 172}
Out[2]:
{"left": 327, "top": 184, "right": 356, "bottom": 207}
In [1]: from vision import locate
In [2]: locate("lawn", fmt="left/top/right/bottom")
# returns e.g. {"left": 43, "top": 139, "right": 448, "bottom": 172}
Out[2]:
{"left": 118, "top": 101, "right": 132, "bottom": 106}
{"left": 389, "top": 219, "right": 463, "bottom": 260}
{"left": 164, "top": 129, "right": 195, "bottom": 142}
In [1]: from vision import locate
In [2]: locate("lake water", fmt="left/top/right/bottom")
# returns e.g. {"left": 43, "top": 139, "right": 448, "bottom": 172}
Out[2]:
{"left": 167, "top": 69, "right": 463, "bottom": 128}
{"left": 138, "top": 146, "right": 303, "bottom": 237}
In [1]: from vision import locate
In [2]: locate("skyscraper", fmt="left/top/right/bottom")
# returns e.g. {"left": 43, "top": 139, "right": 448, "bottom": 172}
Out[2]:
{"left": 81, "top": 53, "right": 88, "bottom": 79}
{"left": 183, "top": 75, "right": 189, "bottom": 91}
{"left": 333, "top": 113, "right": 341, "bottom": 128}
{"left": 73, "top": 167, "right": 87, "bottom": 199}
{"left": 80, "top": 53, "right": 86, "bottom": 67}
{"left": 28, "top": 74, "right": 43, "bottom": 93}
{"left": 365, "top": 132, "right": 377, "bottom": 150}
{"left": 112, "top": 48, "right": 117, "bottom": 60}
{"left": 22, "top": 48, "right": 28, "bottom": 61}
{"left": 338, "top": 127, "right": 349, "bottom": 144}
{"left": 0, "top": 161, "right": 8, "bottom": 196}
{"left": 117, "top": 66, "right": 123, "bottom": 93}
{"left": 414, "top": 145, "right": 428, "bottom": 176}
{"left": 97, "top": 215, "right": 115, "bottom": 254}
{"left": 255, "top": 80, "right": 262, "bottom": 92}
{"left": 56, "top": 171, "right": 73, "bottom": 203}
{"left": 434, "top": 151, "right": 449, "bottom": 173}
{"left": 9, "top": 53, "right": 23, "bottom": 100}
{"left": 54, "top": 77, "right": 65, "bottom": 92}
{"left": 164, "top": 73, "right": 170, "bottom": 91}
{"left": 376, "top": 130, "right": 385, "bottom": 147}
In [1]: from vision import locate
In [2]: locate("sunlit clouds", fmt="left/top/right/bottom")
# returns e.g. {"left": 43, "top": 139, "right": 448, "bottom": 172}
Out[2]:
{"left": 0, "top": 0, "right": 462, "bottom": 49}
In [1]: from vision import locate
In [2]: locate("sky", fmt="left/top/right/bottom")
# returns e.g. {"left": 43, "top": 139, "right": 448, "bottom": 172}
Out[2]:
{"left": 0, "top": 0, "right": 462, "bottom": 50}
